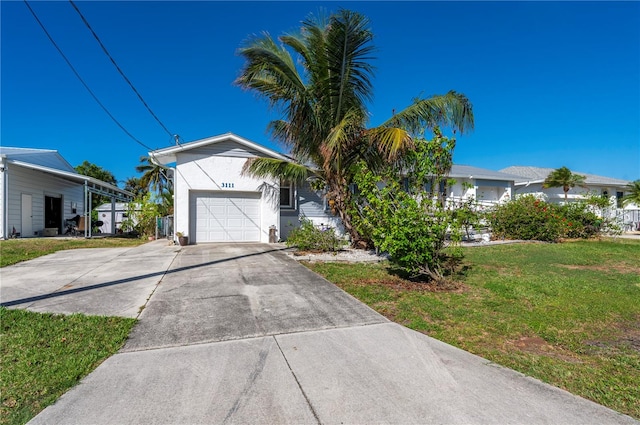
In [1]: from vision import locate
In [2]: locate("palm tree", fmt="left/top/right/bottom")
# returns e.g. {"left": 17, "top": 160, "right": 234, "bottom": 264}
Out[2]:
{"left": 542, "top": 166, "right": 587, "bottom": 202}
{"left": 136, "top": 156, "right": 169, "bottom": 194}
{"left": 622, "top": 179, "right": 640, "bottom": 207}
{"left": 235, "top": 9, "right": 474, "bottom": 242}
{"left": 123, "top": 176, "right": 147, "bottom": 198}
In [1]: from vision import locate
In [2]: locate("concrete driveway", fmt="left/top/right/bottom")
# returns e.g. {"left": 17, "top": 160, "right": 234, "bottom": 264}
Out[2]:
{"left": 2, "top": 242, "right": 636, "bottom": 424}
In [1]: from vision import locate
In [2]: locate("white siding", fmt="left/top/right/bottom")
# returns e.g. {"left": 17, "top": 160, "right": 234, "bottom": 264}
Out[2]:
{"left": 0, "top": 165, "right": 5, "bottom": 239}
{"left": 5, "top": 164, "right": 84, "bottom": 237}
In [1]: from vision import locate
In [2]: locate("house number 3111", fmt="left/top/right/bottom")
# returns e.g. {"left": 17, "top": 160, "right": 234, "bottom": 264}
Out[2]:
{"left": 221, "top": 182, "right": 234, "bottom": 188}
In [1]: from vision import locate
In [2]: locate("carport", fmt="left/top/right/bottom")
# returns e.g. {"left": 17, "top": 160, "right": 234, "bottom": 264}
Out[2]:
{"left": 2, "top": 159, "right": 133, "bottom": 238}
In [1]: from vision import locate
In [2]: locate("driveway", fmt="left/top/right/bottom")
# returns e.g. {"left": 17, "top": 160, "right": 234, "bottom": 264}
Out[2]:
{"left": 2, "top": 242, "right": 636, "bottom": 424}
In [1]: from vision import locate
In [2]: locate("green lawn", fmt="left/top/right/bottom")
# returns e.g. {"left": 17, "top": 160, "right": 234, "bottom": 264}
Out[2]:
{"left": 307, "top": 239, "right": 640, "bottom": 419}
{"left": 0, "top": 237, "right": 146, "bottom": 268}
{"left": 0, "top": 308, "right": 136, "bottom": 425}
{"left": 1, "top": 238, "right": 144, "bottom": 423}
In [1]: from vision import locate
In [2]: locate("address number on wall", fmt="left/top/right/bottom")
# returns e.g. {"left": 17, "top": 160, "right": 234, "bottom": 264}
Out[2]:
{"left": 221, "top": 182, "right": 235, "bottom": 188}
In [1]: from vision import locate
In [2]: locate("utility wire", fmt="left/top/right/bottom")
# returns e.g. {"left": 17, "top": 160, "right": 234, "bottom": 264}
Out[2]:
{"left": 23, "top": 0, "right": 153, "bottom": 152}
{"left": 69, "top": 0, "right": 174, "bottom": 139}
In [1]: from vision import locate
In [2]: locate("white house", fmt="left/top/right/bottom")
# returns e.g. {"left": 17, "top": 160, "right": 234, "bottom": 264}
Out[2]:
{"left": 149, "top": 133, "right": 289, "bottom": 244}
{"left": 500, "top": 166, "right": 636, "bottom": 208}
{"left": 444, "top": 165, "right": 520, "bottom": 206}
{"left": 0, "top": 147, "right": 133, "bottom": 239}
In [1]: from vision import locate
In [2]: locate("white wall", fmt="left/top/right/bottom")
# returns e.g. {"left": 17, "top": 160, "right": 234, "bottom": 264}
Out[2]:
{"left": 515, "top": 183, "right": 635, "bottom": 208}
{"left": 3, "top": 164, "right": 84, "bottom": 238}
{"left": 0, "top": 160, "right": 5, "bottom": 239}
{"left": 174, "top": 154, "right": 279, "bottom": 243}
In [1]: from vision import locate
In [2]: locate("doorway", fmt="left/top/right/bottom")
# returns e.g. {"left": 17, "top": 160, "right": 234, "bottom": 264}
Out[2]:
{"left": 21, "top": 194, "right": 33, "bottom": 236}
{"left": 45, "top": 195, "right": 63, "bottom": 234}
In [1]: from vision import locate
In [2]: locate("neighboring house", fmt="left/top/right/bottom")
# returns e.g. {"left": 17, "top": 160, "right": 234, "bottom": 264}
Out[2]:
{"left": 443, "top": 165, "right": 520, "bottom": 206}
{"left": 500, "top": 166, "right": 636, "bottom": 208}
{"left": 0, "top": 147, "right": 133, "bottom": 239}
{"left": 149, "top": 133, "right": 524, "bottom": 244}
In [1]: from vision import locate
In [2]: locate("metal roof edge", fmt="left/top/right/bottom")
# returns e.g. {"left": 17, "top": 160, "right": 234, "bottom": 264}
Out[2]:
{"left": 149, "top": 133, "right": 290, "bottom": 163}
{"left": 8, "top": 159, "right": 133, "bottom": 197}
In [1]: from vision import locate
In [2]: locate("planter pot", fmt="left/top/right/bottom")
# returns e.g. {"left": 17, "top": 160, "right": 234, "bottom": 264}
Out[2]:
{"left": 178, "top": 236, "right": 189, "bottom": 246}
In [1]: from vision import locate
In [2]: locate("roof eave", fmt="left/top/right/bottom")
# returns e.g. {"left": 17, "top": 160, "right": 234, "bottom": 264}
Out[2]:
{"left": 149, "top": 133, "right": 290, "bottom": 164}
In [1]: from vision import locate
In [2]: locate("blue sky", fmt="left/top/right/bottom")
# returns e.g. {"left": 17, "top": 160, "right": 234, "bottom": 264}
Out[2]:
{"left": 2, "top": 1, "right": 639, "bottom": 184}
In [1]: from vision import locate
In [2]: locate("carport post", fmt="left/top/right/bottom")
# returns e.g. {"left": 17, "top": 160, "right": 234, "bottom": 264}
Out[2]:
{"left": 111, "top": 198, "right": 116, "bottom": 234}
{"left": 88, "top": 191, "right": 92, "bottom": 238}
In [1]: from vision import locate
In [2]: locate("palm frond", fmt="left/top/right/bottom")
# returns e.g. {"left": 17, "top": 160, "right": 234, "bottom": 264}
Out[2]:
{"left": 241, "top": 157, "right": 316, "bottom": 183}
{"left": 367, "top": 126, "right": 413, "bottom": 161}
{"left": 384, "top": 91, "right": 474, "bottom": 136}
{"left": 622, "top": 180, "right": 640, "bottom": 207}
{"left": 235, "top": 33, "right": 306, "bottom": 108}
{"left": 325, "top": 10, "right": 375, "bottom": 124}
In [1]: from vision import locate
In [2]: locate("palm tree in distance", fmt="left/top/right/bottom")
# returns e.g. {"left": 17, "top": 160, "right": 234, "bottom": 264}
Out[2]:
{"left": 621, "top": 179, "right": 640, "bottom": 207}
{"left": 123, "top": 176, "right": 147, "bottom": 198}
{"left": 136, "top": 156, "right": 169, "bottom": 194}
{"left": 542, "top": 166, "right": 587, "bottom": 202}
{"left": 235, "top": 9, "right": 474, "bottom": 243}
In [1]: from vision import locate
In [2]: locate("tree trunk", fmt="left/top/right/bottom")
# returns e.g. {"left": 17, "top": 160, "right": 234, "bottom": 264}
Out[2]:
{"left": 328, "top": 180, "right": 369, "bottom": 248}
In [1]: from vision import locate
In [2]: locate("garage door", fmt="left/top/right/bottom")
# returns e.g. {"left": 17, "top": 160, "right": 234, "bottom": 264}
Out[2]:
{"left": 191, "top": 192, "right": 261, "bottom": 242}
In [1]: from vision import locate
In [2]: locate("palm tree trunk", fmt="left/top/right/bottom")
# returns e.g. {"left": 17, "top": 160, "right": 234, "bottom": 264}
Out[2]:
{"left": 327, "top": 179, "right": 368, "bottom": 248}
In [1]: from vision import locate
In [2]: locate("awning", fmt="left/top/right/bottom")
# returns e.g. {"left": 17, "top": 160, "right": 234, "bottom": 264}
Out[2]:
{"left": 8, "top": 159, "right": 133, "bottom": 201}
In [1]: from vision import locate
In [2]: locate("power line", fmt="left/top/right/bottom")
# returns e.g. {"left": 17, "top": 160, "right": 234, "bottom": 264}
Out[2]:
{"left": 22, "top": 0, "right": 153, "bottom": 152}
{"left": 69, "top": 0, "right": 174, "bottom": 139}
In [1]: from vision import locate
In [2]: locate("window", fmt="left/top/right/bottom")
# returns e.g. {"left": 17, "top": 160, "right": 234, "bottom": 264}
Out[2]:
{"left": 616, "top": 191, "right": 624, "bottom": 208}
{"left": 280, "top": 180, "right": 294, "bottom": 208}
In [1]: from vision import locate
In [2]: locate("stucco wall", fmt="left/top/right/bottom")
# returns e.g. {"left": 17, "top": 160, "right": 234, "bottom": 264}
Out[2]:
{"left": 174, "top": 154, "right": 279, "bottom": 243}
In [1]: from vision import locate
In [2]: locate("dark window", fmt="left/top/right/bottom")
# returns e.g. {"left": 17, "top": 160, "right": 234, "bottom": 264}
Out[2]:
{"left": 616, "top": 191, "right": 624, "bottom": 208}
{"left": 280, "top": 181, "right": 293, "bottom": 208}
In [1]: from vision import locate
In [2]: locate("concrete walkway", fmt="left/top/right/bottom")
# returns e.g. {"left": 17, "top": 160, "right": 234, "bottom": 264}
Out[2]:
{"left": 2, "top": 242, "right": 636, "bottom": 424}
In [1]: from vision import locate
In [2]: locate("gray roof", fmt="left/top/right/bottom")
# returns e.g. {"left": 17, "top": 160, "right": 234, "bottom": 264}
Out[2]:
{"left": 0, "top": 147, "right": 75, "bottom": 172}
{"left": 448, "top": 165, "right": 522, "bottom": 182}
{"left": 500, "top": 166, "right": 632, "bottom": 186}
{"left": 1, "top": 146, "right": 133, "bottom": 199}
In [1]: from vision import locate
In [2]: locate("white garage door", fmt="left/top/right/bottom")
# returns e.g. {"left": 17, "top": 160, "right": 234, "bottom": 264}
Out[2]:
{"left": 191, "top": 192, "right": 261, "bottom": 242}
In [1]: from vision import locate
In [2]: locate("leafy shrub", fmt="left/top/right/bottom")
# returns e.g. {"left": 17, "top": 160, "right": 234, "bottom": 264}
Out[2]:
{"left": 557, "top": 203, "right": 601, "bottom": 238}
{"left": 488, "top": 195, "right": 565, "bottom": 242}
{"left": 351, "top": 130, "right": 463, "bottom": 285}
{"left": 286, "top": 218, "right": 345, "bottom": 252}
{"left": 487, "top": 195, "right": 607, "bottom": 242}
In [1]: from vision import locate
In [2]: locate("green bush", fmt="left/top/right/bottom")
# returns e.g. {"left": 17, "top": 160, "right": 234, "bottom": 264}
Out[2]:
{"left": 286, "top": 218, "right": 345, "bottom": 252}
{"left": 487, "top": 196, "right": 605, "bottom": 242}
{"left": 351, "top": 129, "right": 464, "bottom": 285}
{"left": 558, "top": 203, "right": 601, "bottom": 238}
{"left": 488, "top": 196, "right": 566, "bottom": 242}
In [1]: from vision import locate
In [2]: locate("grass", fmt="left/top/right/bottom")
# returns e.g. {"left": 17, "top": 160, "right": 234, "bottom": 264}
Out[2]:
{"left": 307, "top": 239, "right": 640, "bottom": 419}
{"left": 0, "top": 308, "right": 136, "bottom": 425}
{"left": 0, "top": 237, "right": 146, "bottom": 268}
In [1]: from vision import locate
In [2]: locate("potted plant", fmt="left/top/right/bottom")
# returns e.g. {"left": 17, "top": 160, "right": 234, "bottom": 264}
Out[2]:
{"left": 176, "top": 232, "right": 189, "bottom": 246}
